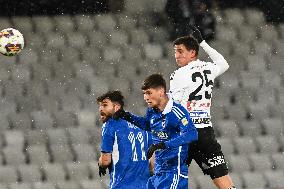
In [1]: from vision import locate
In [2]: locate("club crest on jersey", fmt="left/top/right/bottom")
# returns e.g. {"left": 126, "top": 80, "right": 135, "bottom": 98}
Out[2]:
{"left": 181, "top": 117, "right": 188, "bottom": 126}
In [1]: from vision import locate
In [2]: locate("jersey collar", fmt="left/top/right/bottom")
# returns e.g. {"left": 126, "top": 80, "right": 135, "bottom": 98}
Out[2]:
{"left": 162, "top": 98, "right": 173, "bottom": 115}
{"left": 186, "top": 59, "right": 200, "bottom": 67}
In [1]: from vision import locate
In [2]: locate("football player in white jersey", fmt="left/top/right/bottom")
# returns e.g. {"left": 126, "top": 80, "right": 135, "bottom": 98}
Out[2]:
{"left": 169, "top": 26, "right": 236, "bottom": 189}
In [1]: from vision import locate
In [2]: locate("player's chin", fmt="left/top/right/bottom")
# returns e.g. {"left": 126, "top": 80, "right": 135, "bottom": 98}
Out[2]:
{"left": 176, "top": 60, "right": 186, "bottom": 67}
{"left": 147, "top": 102, "right": 154, "bottom": 108}
{"left": 100, "top": 115, "right": 108, "bottom": 122}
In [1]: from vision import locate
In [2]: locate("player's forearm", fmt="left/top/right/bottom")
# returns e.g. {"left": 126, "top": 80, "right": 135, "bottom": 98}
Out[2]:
{"left": 164, "top": 128, "right": 198, "bottom": 149}
{"left": 127, "top": 113, "right": 151, "bottom": 131}
{"left": 149, "top": 154, "right": 155, "bottom": 176}
{"left": 200, "top": 41, "right": 229, "bottom": 75}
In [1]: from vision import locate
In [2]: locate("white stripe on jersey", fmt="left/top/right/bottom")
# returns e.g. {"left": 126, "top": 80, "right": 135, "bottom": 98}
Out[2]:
{"left": 172, "top": 109, "right": 182, "bottom": 119}
{"left": 170, "top": 174, "right": 179, "bottom": 189}
{"left": 173, "top": 106, "right": 185, "bottom": 116}
{"left": 172, "top": 106, "right": 186, "bottom": 120}
{"left": 177, "top": 145, "right": 188, "bottom": 178}
{"left": 110, "top": 132, "right": 119, "bottom": 189}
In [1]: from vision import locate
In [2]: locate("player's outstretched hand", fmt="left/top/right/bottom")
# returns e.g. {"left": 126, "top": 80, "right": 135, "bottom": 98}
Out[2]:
{"left": 113, "top": 108, "right": 132, "bottom": 121}
{"left": 98, "top": 163, "right": 107, "bottom": 177}
{"left": 147, "top": 142, "right": 166, "bottom": 159}
{"left": 189, "top": 25, "right": 203, "bottom": 44}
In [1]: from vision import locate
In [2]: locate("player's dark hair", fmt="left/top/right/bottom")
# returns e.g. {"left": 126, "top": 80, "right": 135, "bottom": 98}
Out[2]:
{"left": 173, "top": 35, "right": 199, "bottom": 56}
{"left": 97, "top": 90, "right": 124, "bottom": 108}
{"left": 141, "top": 74, "right": 166, "bottom": 91}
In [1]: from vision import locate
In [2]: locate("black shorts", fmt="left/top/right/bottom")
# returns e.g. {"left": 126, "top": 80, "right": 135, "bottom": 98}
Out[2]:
{"left": 187, "top": 127, "right": 229, "bottom": 179}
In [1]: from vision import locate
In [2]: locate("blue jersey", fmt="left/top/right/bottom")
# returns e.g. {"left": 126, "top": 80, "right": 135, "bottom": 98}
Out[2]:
{"left": 101, "top": 118, "right": 151, "bottom": 189}
{"left": 127, "top": 99, "right": 198, "bottom": 176}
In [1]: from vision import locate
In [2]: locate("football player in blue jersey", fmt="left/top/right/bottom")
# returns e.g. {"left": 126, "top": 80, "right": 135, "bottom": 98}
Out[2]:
{"left": 97, "top": 91, "right": 152, "bottom": 189}
{"left": 115, "top": 74, "right": 198, "bottom": 189}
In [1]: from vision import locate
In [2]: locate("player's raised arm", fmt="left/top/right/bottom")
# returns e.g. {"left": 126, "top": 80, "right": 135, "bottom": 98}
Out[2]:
{"left": 191, "top": 25, "right": 229, "bottom": 77}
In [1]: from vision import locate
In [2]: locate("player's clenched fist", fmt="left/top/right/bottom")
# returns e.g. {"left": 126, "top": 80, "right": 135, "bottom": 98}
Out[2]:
{"left": 113, "top": 108, "right": 132, "bottom": 121}
{"left": 189, "top": 25, "right": 204, "bottom": 44}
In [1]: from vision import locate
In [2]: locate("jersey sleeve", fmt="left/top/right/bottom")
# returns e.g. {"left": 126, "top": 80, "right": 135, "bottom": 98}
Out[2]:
{"left": 100, "top": 122, "right": 115, "bottom": 153}
{"left": 127, "top": 109, "right": 151, "bottom": 131}
{"left": 164, "top": 107, "right": 198, "bottom": 149}
{"left": 200, "top": 41, "right": 229, "bottom": 78}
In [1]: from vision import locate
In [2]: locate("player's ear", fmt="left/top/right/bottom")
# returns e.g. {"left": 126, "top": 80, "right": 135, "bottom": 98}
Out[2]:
{"left": 158, "top": 87, "right": 165, "bottom": 97}
{"left": 189, "top": 49, "right": 197, "bottom": 58}
{"left": 114, "top": 103, "right": 121, "bottom": 112}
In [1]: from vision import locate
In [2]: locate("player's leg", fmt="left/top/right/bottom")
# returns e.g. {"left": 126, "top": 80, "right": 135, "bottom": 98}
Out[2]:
{"left": 191, "top": 127, "right": 236, "bottom": 189}
{"left": 213, "top": 175, "right": 235, "bottom": 189}
{"left": 205, "top": 156, "right": 235, "bottom": 189}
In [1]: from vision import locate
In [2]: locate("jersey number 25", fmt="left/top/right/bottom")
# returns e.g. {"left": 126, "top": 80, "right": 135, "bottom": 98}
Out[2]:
{"left": 188, "top": 70, "right": 213, "bottom": 101}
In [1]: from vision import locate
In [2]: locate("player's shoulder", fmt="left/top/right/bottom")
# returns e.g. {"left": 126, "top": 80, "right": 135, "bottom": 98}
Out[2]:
{"left": 170, "top": 103, "right": 191, "bottom": 126}
{"left": 175, "top": 64, "right": 191, "bottom": 74}
{"left": 170, "top": 65, "right": 191, "bottom": 81}
{"left": 105, "top": 118, "right": 127, "bottom": 128}
{"left": 171, "top": 102, "right": 188, "bottom": 118}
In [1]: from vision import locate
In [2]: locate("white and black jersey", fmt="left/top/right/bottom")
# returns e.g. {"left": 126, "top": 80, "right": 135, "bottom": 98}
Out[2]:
{"left": 169, "top": 41, "right": 229, "bottom": 129}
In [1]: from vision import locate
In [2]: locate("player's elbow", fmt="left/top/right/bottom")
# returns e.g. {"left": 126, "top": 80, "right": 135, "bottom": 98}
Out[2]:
{"left": 218, "top": 59, "right": 229, "bottom": 75}
{"left": 224, "top": 60, "right": 229, "bottom": 71}
{"left": 187, "top": 128, "right": 198, "bottom": 143}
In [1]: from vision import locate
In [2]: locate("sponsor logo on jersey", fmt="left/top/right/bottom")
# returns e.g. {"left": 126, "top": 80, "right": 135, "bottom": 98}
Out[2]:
{"left": 190, "top": 111, "right": 209, "bottom": 117}
{"left": 192, "top": 117, "right": 211, "bottom": 124}
{"left": 152, "top": 131, "right": 169, "bottom": 140}
{"left": 208, "top": 155, "right": 226, "bottom": 168}
{"left": 187, "top": 101, "right": 211, "bottom": 111}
